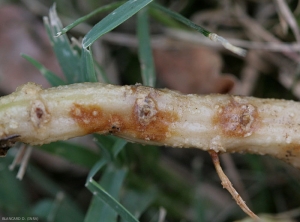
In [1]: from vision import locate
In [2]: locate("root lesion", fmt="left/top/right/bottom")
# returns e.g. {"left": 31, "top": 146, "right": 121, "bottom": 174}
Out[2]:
{"left": 208, "top": 150, "right": 260, "bottom": 221}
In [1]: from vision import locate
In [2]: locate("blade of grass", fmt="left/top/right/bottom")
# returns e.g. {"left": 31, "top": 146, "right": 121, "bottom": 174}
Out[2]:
{"left": 95, "top": 62, "right": 110, "bottom": 84}
{"left": 148, "top": 6, "right": 185, "bottom": 29}
{"left": 150, "top": 3, "right": 246, "bottom": 56}
{"left": 45, "top": 5, "right": 83, "bottom": 83}
{"left": 46, "top": 192, "right": 64, "bottom": 222}
{"left": 94, "top": 135, "right": 116, "bottom": 161}
{"left": 56, "top": 1, "right": 126, "bottom": 36}
{"left": 39, "top": 141, "right": 100, "bottom": 169}
{"left": 32, "top": 195, "right": 84, "bottom": 222}
{"left": 27, "top": 165, "right": 62, "bottom": 196}
{"left": 21, "top": 54, "right": 65, "bottom": 87}
{"left": 81, "top": 47, "right": 98, "bottom": 82}
{"left": 192, "top": 158, "right": 206, "bottom": 222}
{"left": 137, "top": 7, "right": 156, "bottom": 87}
{"left": 94, "top": 135, "right": 127, "bottom": 161}
{"left": 83, "top": 0, "right": 153, "bottom": 48}
{"left": 121, "top": 188, "right": 157, "bottom": 220}
{"left": 86, "top": 158, "right": 108, "bottom": 182}
{"left": 27, "top": 165, "right": 85, "bottom": 220}
{"left": 150, "top": 2, "right": 210, "bottom": 37}
{"left": 86, "top": 136, "right": 127, "bottom": 182}
{"left": 94, "top": 135, "right": 115, "bottom": 150}
{"left": 85, "top": 167, "right": 138, "bottom": 222}
{"left": 0, "top": 156, "right": 29, "bottom": 214}
{"left": 111, "top": 138, "right": 127, "bottom": 158}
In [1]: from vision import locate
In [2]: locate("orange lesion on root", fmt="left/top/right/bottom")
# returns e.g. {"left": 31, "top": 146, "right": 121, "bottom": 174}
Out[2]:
{"left": 212, "top": 98, "right": 260, "bottom": 137}
{"left": 69, "top": 98, "right": 179, "bottom": 142}
{"left": 132, "top": 94, "right": 178, "bottom": 141}
{"left": 70, "top": 104, "right": 111, "bottom": 134}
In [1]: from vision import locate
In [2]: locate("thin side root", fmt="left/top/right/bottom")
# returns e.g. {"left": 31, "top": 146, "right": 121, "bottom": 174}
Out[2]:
{"left": 208, "top": 150, "right": 260, "bottom": 221}
{"left": 9, "top": 145, "right": 32, "bottom": 180}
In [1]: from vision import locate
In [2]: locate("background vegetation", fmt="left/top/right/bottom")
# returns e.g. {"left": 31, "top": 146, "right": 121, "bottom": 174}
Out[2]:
{"left": 0, "top": 0, "right": 300, "bottom": 221}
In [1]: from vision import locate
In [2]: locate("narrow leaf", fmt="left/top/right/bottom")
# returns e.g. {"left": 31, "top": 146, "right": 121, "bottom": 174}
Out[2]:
{"left": 137, "top": 7, "right": 156, "bottom": 87}
{"left": 150, "top": 3, "right": 210, "bottom": 37}
{"left": 85, "top": 168, "right": 138, "bottom": 222}
{"left": 32, "top": 197, "right": 84, "bottom": 222}
{"left": 57, "top": 1, "right": 126, "bottom": 36}
{"left": 148, "top": 6, "right": 184, "bottom": 29}
{"left": 83, "top": 0, "right": 153, "bottom": 48}
{"left": 86, "top": 158, "right": 108, "bottom": 182}
{"left": 150, "top": 3, "right": 247, "bottom": 56}
{"left": 94, "top": 135, "right": 127, "bottom": 160}
{"left": 86, "top": 136, "right": 127, "bottom": 189}
{"left": 81, "top": 47, "right": 98, "bottom": 82}
{"left": 45, "top": 5, "right": 82, "bottom": 83}
{"left": 94, "top": 135, "right": 115, "bottom": 161}
{"left": 112, "top": 138, "right": 128, "bottom": 158}
{"left": 95, "top": 62, "right": 110, "bottom": 84}
{"left": 21, "top": 54, "right": 65, "bottom": 87}
{"left": 39, "top": 141, "right": 100, "bottom": 169}
{"left": 121, "top": 188, "right": 157, "bottom": 220}
{"left": 0, "top": 156, "right": 29, "bottom": 213}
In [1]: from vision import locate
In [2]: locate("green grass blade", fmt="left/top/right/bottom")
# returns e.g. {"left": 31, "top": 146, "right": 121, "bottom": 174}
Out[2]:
{"left": 86, "top": 136, "right": 127, "bottom": 182}
{"left": 121, "top": 188, "right": 157, "bottom": 220}
{"left": 39, "top": 141, "right": 100, "bottom": 169}
{"left": 27, "top": 165, "right": 62, "bottom": 196}
{"left": 85, "top": 168, "right": 138, "bottom": 222}
{"left": 0, "top": 156, "right": 29, "bottom": 215}
{"left": 27, "top": 165, "right": 85, "bottom": 221}
{"left": 112, "top": 138, "right": 127, "bottom": 158}
{"left": 32, "top": 197, "right": 84, "bottom": 222}
{"left": 94, "top": 135, "right": 115, "bottom": 150}
{"left": 150, "top": 3, "right": 210, "bottom": 37}
{"left": 86, "top": 158, "right": 108, "bottom": 182}
{"left": 95, "top": 62, "right": 110, "bottom": 84}
{"left": 83, "top": 0, "right": 154, "bottom": 48}
{"left": 81, "top": 47, "right": 98, "bottom": 82}
{"left": 57, "top": 1, "right": 126, "bottom": 36}
{"left": 94, "top": 135, "right": 127, "bottom": 160}
{"left": 45, "top": 5, "right": 82, "bottom": 83}
{"left": 150, "top": 3, "right": 246, "bottom": 56}
{"left": 148, "top": 6, "right": 184, "bottom": 29}
{"left": 137, "top": 7, "right": 156, "bottom": 87}
{"left": 94, "top": 135, "right": 115, "bottom": 161}
{"left": 21, "top": 54, "right": 65, "bottom": 87}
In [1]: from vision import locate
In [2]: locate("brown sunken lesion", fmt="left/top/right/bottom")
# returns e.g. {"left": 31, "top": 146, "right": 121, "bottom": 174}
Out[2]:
{"left": 35, "top": 107, "right": 44, "bottom": 119}
{"left": 132, "top": 93, "right": 178, "bottom": 141}
{"left": 212, "top": 98, "right": 260, "bottom": 137}
{"left": 70, "top": 103, "right": 111, "bottom": 134}
{"left": 70, "top": 92, "right": 179, "bottom": 142}
{"left": 30, "top": 100, "right": 51, "bottom": 128}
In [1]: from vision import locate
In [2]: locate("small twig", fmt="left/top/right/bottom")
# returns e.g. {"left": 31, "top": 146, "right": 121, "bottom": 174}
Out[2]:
{"left": 234, "top": 4, "right": 300, "bottom": 63}
{"left": 208, "top": 150, "right": 260, "bottom": 221}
